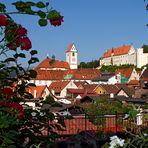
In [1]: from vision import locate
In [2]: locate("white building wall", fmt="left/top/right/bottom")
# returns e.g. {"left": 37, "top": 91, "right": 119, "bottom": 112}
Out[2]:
{"left": 108, "top": 76, "right": 119, "bottom": 84}
{"left": 127, "top": 53, "right": 136, "bottom": 66}
{"left": 117, "top": 90, "right": 128, "bottom": 97}
{"left": 34, "top": 80, "right": 52, "bottom": 86}
{"left": 137, "top": 48, "right": 148, "bottom": 68}
{"left": 128, "top": 68, "right": 139, "bottom": 82}
{"left": 60, "top": 81, "right": 78, "bottom": 97}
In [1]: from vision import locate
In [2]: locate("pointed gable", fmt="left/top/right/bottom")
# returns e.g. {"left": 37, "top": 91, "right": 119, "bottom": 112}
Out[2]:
{"left": 27, "top": 85, "right": 47, "bottom": 98}
{"left": 66, "top": 43, "right": 77, "bottom": 52}
{"left": 48, "top": 81, "right": 70, "bottom": 92}
{"left": 99, "top": 84, "right": 119, "bottom": 94}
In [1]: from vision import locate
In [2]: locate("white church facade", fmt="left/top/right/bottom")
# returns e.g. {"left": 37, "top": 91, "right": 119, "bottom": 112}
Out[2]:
{"left": 66, "top": 43, "right": 78, "bottom": 69}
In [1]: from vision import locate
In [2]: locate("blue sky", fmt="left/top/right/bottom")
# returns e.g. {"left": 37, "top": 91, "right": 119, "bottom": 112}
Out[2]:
{"left": 2, "top": 0, "right": 148, "bottom": 66}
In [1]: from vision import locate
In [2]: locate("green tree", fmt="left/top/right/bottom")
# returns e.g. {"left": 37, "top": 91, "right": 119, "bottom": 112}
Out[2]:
{"left": 142, "top": 44, "right": 148, "bottom": 53}
{"left": 78, "top": 60, "right": 100, "bottom": 68}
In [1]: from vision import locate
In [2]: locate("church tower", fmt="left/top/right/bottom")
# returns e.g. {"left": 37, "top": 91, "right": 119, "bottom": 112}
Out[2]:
{"left": 66, "top": 43, "right": 78, "bottom": 69}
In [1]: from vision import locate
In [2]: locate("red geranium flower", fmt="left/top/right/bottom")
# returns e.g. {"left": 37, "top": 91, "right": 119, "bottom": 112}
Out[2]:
{"left": 16, "top": 26, "right": 27, "bottom": 37}
{"left": 0, "top": 101, "right": 25, "bottom": 119}
{"left": 18, "top": 37, "right": 32, "bottom": 50}
{"left": 0, "top": 15, "right": 7, "bottom": 27}
{"left": 50, "top": 16, "right": 64, "bottom": 27}
{"left": 0, "top": 87, "right": 13, "bottom": 98}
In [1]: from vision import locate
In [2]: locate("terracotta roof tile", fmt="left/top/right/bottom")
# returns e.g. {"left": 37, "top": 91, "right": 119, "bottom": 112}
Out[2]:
{"left": 113, "top": 45, "right": 131, "bottom": 56}
{"left": 48, "top": 81, "right": 70, "bottom": 92}
{"left": 128, "top": 80, "right": 140, "bottom": 85}
{"left": 74, "top": 81, "right": 87, "bottom": 88}
{"left": 34, "top": 70, "right": 67, "bottom": 80}
{"left": 67, "top": 88, "right": 95, "bottom": 94}
{"left": 35, "top": 57, "right": 70, "bottom": 70}
{"left": 115, "top": 67, "right": 133, "bottom": 78}
{"left": 104, "top": 49, "right": 113, "bottom": 58}
{"left": 100, "top": 84, "right": 119, "bottom": 94}
{"left": 27, "top": 85, "right": 46, "bottom": 98}
{"left": 103, "top": 45, "right": 131, "bottom": 58}
{"left": 83, "top": 84, "right": 99, "bottom": 92}
{"left": 66, "top": 43, "right": 74, "bottom": 52}
{"left": 67, "top": 69, "right": 100, "bottom": 80}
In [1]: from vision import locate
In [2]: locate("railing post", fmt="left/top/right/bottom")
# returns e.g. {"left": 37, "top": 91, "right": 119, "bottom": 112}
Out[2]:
{"left": 115, "top": 111, "right": 117, "bottom": 133}
{"left": 85, "top": 113, "right": 87, "bottom": 132}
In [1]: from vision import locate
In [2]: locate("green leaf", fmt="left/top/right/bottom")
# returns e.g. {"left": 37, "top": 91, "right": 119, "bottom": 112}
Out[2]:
{"left": 24, "top": 91, "right": 34, "bottom": 99}
{"left": 29, "top": 70, "right": 37, "bottom": 78}
{"left": 37, "top": 10, "right": 46, "bottom": 18}
{"left": 0, "top": 3, "right": 6, "bottom": 12}
{"left": 36, "top": 2, "right": 46, "bottom": 8}
{"left": 25, "top": 9, "right": 35, "bottom": 15}
{"left": 26, "top": 1, "right": 35, "bottom": 7}
{"left": 38, "top": 19, "right": 48, "bottom": 26}
{"left": 18, "top": 53, "right": 26, "bottom": 58}
{"left": 14, "top": 53, "right": 26, "bottom": 58}
{"left": 4, "top": 58, "right": 16, "bottom": 62}
{"left": 30, "top": 50, "right": 38, "bottom": 55}
{"left": 12, "top": 1, "right": 26, "bottom": 12}
{"left": 47, "top": 10, "right": 60, "bottom": 20}
{"left": 27, "top": 83, "right": 36, "bottom": 87}
{"left": 28, "top": 57, "right": 39, "bottom": 65}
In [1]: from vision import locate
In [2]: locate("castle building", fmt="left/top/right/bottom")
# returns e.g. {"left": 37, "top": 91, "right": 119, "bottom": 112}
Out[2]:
{"left": 100, "top": 45, "right": 148, "bottom": 68}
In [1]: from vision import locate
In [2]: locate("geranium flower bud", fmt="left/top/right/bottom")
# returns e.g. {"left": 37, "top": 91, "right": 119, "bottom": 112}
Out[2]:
{"left": 0, "top": 15, "right": 7, "bottom": 27}
{"left": 0, "top": 87, "right": 13, "bottom": 98}
{"left": 18, "top": 37, "right": 32, "bottom": 50}
{"left": 0, "top": 101, "right": 25, "bottom": 119}
{"left": 16, "top": 26, "right": 27, "bottom": 37}
{"left": 50, "top": 16, "right": 64, "bottom": 27}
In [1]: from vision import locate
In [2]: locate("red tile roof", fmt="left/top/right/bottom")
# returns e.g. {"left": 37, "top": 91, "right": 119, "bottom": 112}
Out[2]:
{"left": 34, "top": 70, "right": 67, "bottom": 80}
{"left": 67, "top": 88, "right": 95, "bottom": 94}
{"left": 35, "top": 57, "right": 70, "bottom": 70}
{"left": 74, "top": 81, "right": 86, "bottom": 88}
{"left": 83, "top": 84, "right": 99, "bottom": 92}
{"left": 103, "top": 45, "right": 131, "bottom": 58}
{"left": 27, "top": 85, "right": 46, "bottom": 98}
{"left": 128, "top": 80, "right": 140, "bottom": 85}
{"left": 66, "top": 43, "right": 74, "bottom": 52}
{"left": 48, "top": 81, "right": 70, "bottom": 92}
{"left": 67, "top": 69, "right": 100, "bottom": 80}
{"left": 115, "top": 67, "right": 133, "bottom": 78}
{"left": 34, "top": 68, "right": 100, "bottom": 81}
{"left": 100, "top": 84, "right": 119, "bottom": 94}
{"left": 113, "top": 45, "right": 131, "bottom": 56}
{"left": 104, "top": 49, "right": 113, "bottom": 58}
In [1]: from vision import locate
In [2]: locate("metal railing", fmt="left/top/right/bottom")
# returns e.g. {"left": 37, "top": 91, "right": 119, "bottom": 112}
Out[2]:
{"left": 55, "top": 112, "right": 148, "bottom": 136}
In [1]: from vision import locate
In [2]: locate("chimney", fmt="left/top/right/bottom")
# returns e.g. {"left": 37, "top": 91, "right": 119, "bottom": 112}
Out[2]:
{"left": 110, "top": 93, "right": 114, "bottom": 98}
